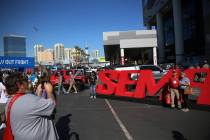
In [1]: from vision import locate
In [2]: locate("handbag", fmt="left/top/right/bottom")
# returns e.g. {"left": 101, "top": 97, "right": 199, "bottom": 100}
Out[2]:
{"left": 3, "top": 93, "right": 24, "bottom": 140}
{"left": 184, "top": 87, "right": 193, "bottom": 95}
{"left": 166, "top": 93, "right": 171, "bottom": 105}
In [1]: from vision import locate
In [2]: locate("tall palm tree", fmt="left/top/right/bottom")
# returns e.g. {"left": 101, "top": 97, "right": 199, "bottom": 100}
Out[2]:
{"left": 74, "top": 46, "right": 81, "bottom": 64}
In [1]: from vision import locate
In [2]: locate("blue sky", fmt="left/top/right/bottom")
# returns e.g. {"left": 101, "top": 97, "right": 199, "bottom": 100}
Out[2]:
{"left": 0, "top": 0, "right": 145, "bottom": 57}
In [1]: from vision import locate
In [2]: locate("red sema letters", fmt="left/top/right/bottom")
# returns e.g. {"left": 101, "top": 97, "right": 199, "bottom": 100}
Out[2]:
{"left": 96, "top": 69, "right": 210, "bottom": 106}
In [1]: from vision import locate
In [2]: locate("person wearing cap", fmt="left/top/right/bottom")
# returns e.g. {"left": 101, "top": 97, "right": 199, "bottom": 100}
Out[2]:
{"left": 169, "top": 70, "right": 181, "bottom": 109}
{"left": 179, "top": 72, "right": 190, "bottom": 112}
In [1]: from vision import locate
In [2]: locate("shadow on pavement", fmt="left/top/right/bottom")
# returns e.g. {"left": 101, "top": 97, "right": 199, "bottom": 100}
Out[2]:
{"left": 172, "top": 130, "right": 187, "bottom": 140}
{"left": 56, "top": 114, "right": 80, "bottom": 140}
{"left": 97, "top": 94, "right": 210, "bottom": 112}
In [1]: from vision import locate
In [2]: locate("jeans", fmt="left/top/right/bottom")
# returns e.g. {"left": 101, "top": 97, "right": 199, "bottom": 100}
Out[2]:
{"left": 90, "top": 84, "right": 96, "bottom": 96}
{"left": 57, "top": 83, "right": 67, "bottom": 95}
{"left": 180, "top": 89, "right": 189, "bottom": 109}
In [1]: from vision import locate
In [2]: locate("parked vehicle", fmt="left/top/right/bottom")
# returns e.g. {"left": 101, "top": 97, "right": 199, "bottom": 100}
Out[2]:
{"left": 139, "top": 65, "right": 166, "bottom": 80}
{"left": 50, "top": 69, "right": 88, "bottom": 90}
{"left": 114, "top": 64, "right": 166, "bottom": 80}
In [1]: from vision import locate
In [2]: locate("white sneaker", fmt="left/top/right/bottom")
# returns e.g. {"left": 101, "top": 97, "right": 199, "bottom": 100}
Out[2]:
{"left": 0, "top": 123, "right": 6, "bottom": 130}
{"left": 181, "top": 108, "right": 189, "bottom": 112}
{"left": 90, "top": 96, "right": 93, "bottom": 99}
{"left": 93, "top": 96, "right": 96, "bottom": 99}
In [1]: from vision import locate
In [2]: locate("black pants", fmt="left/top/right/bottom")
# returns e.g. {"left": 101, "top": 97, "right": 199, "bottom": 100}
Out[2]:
{"left": 180, "top": 89, "right": 189, "bottom": 109}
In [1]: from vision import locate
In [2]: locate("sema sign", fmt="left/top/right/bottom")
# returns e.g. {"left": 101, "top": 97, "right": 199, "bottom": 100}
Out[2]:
{"left": 0, "top": 56, "right": 35, "bottom": 68}
{"left": 96, "top": 69, "right": 210, "bottom": 106}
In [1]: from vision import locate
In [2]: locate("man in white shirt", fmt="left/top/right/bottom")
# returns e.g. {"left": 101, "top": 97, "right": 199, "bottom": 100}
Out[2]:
{"left": 0, "top": 73, "right": 8, "bottom": 129}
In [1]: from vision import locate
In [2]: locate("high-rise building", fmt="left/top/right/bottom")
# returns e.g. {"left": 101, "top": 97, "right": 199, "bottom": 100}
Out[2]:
{"left": 64, "top": 48, "right": 73, "bottom": 63}
{"left": 37, "top": 49, "right": 54, "bottom": 65}
{"left": 54, "top": 43, "right": 65, "bottom": 63}
{"left": 91, "top": 49, "right": 100, "bottom": 59}
{"left": 34, "top": 44, "right": 44, "bottom": 63}
{"left": 143, "top": 0, "right": 210, "bottom": 64}
{"left": 3, "top": 35, "right": 26, "bottom": 57}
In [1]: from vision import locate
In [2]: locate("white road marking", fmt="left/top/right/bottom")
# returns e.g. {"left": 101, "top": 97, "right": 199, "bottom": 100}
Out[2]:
{"left": 105, "top": 99, "right": 134, "bottom": 140}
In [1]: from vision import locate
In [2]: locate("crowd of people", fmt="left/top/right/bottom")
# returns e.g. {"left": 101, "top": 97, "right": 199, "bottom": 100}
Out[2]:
{"left": 0, "top": 70, "right": 59, "bottom": 140}
{"left": 0, "top": 60, "right": 209, "bottom": 139}
{"left": 0, "top": 67, "right": 99, "bottom": 139}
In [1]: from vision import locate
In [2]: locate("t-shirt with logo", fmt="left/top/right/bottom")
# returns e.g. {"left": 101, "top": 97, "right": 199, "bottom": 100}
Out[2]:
{"left": 170, "top": 77, "right": 179, "bottom": 89}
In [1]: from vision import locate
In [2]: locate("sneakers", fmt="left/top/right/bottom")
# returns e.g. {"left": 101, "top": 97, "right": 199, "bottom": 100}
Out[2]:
{"left": 90, "top": 96, "right": 96, "bottom": 99}
{"left": 0, "top": 123, "right": 6, "bottom": 130}
{"left": 63, "top": 91, "right": 69, "bottom": 95}
{"left": 171, "top": 104, "right": 175, "bottom": 109}
{"left": 181, "top": 108, "right": 189, "bottom": 112}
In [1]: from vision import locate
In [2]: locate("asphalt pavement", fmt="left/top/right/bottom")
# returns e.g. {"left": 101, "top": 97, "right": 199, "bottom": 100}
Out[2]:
{"left": 1, "top": 87, "right": 210, "bottom": 140}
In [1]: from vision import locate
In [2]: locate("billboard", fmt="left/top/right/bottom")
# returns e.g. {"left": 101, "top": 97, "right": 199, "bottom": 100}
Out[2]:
{"left": 0, "top": 56, "right": 35, "bottom": 68}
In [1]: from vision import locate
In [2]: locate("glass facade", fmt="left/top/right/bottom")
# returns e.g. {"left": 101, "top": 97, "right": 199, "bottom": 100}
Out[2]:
{"left": 4, "top": 36, "right": 26, "bottom": 57}
{"left": 182, "top": 0, "right": 204, "bottom": 56}
{"left": 163, "top": 6, "right": 175, "bottom": 62}
{"left": 161, "top": 0, "right": 205, "bottom": 63}
{"left": 143, "top": 0, "right": 208, "bottom": 63}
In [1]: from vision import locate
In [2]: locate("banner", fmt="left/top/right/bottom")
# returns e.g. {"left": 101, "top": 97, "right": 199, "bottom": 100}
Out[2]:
{"left": 0, "top": 56, "right": 35, "bottom": 68}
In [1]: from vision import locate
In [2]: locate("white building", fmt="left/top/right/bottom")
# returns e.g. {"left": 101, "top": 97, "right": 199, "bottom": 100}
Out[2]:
{"left": 54, "top": 43, "right": 65, "bottom": 63}
{"left": 64, "top": 48, "right": 74, "bottom": 64}
{"left": 37, "top": 49, "right": 54, "bottom": 65}
{"left": 91, "top": 49, "right": 100, "bottom": 59}
{"left": 34, "top": 44, "right": 44, "bottom": 63}
{"left": 103, "top": 30, "right": 157, "bottom": 65}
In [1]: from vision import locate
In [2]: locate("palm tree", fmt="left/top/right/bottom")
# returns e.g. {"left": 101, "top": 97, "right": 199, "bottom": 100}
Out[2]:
{"left": 74, "top": 46, "right": 81, "bottom": 65}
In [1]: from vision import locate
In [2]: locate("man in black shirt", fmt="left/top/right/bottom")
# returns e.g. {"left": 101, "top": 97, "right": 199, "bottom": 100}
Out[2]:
{"left": 88, "top": 71, "right": 97, "bottom": 99}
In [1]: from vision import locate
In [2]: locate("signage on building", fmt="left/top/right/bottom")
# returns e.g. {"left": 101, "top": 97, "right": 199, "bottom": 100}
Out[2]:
{"left": 0, "top": 56, "right": 35, "bottom": 68}
{"left": 99, "top": 57, "right": 106, "bottom": 62}
{"left": 96, "top": 69, "right": 210, "bottom": 106}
